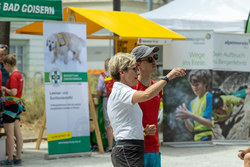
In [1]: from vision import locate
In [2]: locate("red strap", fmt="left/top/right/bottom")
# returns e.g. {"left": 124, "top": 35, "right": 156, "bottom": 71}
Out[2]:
{"left": 101, "top": 72, "right": 107, "bottom": 78}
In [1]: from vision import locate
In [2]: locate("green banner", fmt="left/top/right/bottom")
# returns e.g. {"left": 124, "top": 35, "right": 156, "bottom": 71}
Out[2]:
{"left": 0, "top": 0, "right": 62, "bottom": 21}
{"left": 45, "top": 72, "right": 88, "bottom": 83}
{"left": 48, "top": 136, "right": 91, "bottom": 155}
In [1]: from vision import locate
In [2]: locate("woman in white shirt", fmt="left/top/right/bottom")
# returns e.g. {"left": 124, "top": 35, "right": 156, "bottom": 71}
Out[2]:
{"left": 107, "top": 53, "right": 185, "bottom": 167}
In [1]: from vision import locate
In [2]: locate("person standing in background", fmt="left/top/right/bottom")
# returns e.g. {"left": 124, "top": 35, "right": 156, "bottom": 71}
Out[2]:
{"left": 0, "top": 54, "right": 24, "bottom": 166}
{"left": 0, "top": 44, "right": 9, "bottom": 87}
{"left": 96, "top": 58, "right": 114, "bottom": 152}
{"left": 0, "top": 44, "right": 9, "bottom": 133}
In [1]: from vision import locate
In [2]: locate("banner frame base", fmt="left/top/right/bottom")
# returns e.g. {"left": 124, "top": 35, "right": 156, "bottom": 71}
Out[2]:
{"left": 213, "top": 140, "right": 250, "bottom": 146}
{"left": 44, "top": 152, "right": 91, "bottom": 160}
{"left": 162, "top": 141, "right": 215, "bottom": 148}
{"left": 162, "top": 140, "right": 250, "bottom": 148}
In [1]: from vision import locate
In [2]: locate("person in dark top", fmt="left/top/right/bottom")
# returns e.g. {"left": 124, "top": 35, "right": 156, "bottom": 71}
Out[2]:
{"left": 0, "top": 44, "right": 9, "bottom": 87}
{"left": 0, "top": 44, "right": 9, "bottom": 126}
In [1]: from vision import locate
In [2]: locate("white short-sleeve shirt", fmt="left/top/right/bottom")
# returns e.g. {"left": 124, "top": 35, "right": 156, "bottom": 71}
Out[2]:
{"left": 107, "top": 82, "right": 144, "bottom": 141}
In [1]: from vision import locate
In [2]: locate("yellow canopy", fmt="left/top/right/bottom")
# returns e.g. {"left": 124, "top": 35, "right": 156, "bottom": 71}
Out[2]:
{"left": 15, "top": 7, "right": 185, "bottom": 40}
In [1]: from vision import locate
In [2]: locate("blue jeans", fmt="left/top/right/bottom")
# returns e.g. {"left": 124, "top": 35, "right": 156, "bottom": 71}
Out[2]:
{"left": 144, "top": 152, "right": 161, "bottom": 167}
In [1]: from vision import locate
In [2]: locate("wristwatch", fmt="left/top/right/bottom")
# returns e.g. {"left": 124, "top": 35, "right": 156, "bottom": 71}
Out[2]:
{"left": 160, "top": 76, "right": 169, "bottom": 83}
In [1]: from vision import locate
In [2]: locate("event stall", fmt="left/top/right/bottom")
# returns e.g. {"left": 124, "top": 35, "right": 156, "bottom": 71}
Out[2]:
{"left": 15, "top": 7, "right": 185, "bottom": 156}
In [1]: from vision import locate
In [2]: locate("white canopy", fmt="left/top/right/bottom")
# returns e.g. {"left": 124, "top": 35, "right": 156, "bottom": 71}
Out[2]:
{"left": 141, "top": 0, "right": 250, "bottom": 32}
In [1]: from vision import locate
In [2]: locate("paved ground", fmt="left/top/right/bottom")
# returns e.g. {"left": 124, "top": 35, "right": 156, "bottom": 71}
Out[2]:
{"left": 13, "top": 142, "right": 249, "bottom": 167}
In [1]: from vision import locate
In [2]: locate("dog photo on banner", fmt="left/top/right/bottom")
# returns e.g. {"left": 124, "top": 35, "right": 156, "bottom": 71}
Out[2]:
{"left": 44, "top": 24, "right": 86, "bottom": 72}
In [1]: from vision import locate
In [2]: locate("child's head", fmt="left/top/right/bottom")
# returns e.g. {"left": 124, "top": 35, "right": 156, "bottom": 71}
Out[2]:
{"left": 3, "top": 54, "right": 17, "bottom": 73}
{"left": 213, "top": 96, "right": 224, "bottom": 110}
{"left": 3, "top": 53, "right": 16, "bottom": 66}
{"left": 188, "top": 70, "right": 211, "bottom": 97}
{"left": 213, "top": 96, "right": 227, "bottom": 115}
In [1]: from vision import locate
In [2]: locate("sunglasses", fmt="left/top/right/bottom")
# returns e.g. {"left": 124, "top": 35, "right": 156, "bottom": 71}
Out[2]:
{"left": 0, "top": 44, "right": 8, "bottom": 50}
{"left": 139, "top": 54, "right": 158, "bottom": 63}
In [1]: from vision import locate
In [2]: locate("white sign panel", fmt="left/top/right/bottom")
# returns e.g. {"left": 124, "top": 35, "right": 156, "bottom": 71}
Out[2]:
{"left": 163, "top": 30, "right": 214, "bottom": 70}
{"left": 213, "top": 33, "right": 250, "bottom": 72}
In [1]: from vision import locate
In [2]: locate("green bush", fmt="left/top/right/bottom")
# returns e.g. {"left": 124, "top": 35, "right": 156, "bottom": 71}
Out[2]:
{"left": 88, "top": 73, "right": 99, "bottom": 95}
{"left": 22, "top": 79, "right": 45, "bottom": 124}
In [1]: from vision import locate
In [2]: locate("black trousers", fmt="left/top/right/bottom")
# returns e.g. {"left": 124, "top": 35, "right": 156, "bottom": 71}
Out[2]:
{"left": 111, "top": 140, "right": 144, "bottom": 167}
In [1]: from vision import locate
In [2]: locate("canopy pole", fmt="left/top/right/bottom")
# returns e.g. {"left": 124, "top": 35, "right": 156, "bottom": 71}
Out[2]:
{"left": 147, "top": 0, "right": 153, "bottom": 11}
{"left": 67, "top": 9, "right": 75, "bottom": 22}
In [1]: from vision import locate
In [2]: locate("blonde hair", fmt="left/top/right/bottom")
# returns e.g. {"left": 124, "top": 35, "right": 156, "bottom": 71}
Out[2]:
{"left": 109, "top": 52, "right": 136, "bottom": 81}
{"left": 3, "top": 54, "right": 16, "bottom": 66}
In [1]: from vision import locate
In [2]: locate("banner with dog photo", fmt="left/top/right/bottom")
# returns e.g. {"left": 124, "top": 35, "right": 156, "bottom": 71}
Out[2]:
{"left": 43, "top": 22, "right": 90, "bottom": 155}
{"left": 162, "top": 31, "right": 250, "bottom": 143}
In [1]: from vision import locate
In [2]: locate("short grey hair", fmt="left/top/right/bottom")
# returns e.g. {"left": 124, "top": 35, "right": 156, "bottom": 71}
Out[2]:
{"left": 108, "top": 52, "right": 136, "bottom": 81}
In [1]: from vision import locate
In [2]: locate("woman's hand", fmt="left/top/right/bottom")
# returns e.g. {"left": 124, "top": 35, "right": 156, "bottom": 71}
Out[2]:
{"left": 167, "top": 68, "right": 186, "bottom": 80}
{"left": 1, "top": 86, "right": 6, "bottom": 92}
{"left": 144, "top": 124, "right": 156, "bottom": 136}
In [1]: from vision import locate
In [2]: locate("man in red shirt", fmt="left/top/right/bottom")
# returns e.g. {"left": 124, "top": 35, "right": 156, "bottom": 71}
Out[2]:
{"left": 131, "top": 45, "right": 162, "bottom": 167}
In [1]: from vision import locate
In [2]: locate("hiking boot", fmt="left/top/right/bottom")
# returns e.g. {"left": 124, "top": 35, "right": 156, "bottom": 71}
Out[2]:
{"left": 13, "top": 158, "right": 22, "bottom": 166}
{"left": 0, "top": 159, "right": 14, "bottom": 166}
